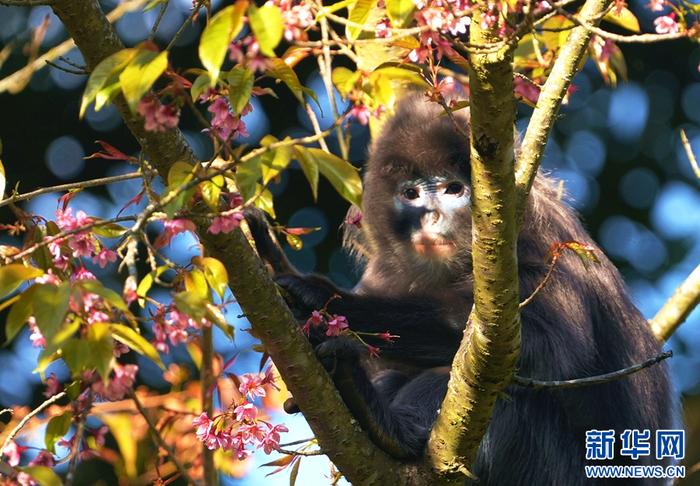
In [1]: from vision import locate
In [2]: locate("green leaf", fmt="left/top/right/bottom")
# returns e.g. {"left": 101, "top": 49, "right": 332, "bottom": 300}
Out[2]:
{"left": 94, "top": 81, "right": 122, "bottom": 112}
{"left": 260, "top": 137, "right": 292, "bottom": 185}
{"left": 92, "top": 221, "right": 129, "bottom": 238}
{"left": 603, "top": 7, "right": 640, "bottom": 33}
{"left": 199, "top": 1, "right": 247, "bottom": 82}
{"left": 193, "top": 256, "right": 229, "bottom": 299}
{"left": 109, "top": 323, "right": 164, "bottom": 368}
{"left": 184, "top": 268, "right": 210, "bottom": 300}
{"left": 5, "top": 285, "right": 37, "bottom": 344}
{"left": 45, "top": 412, "right": 72, "bottom": 454}
{"left": 61, "top": 338, "right": 92, "bottom": 376}
{"left": 19, "top": 467, "right": 62, "bottom": 486}
{"left": 77, "top": 280, "right": 128, "bottom": 312}
{"left": 254, "top": 185, "right": 276, "bottom": 218}
{"left": 386, "top": 0, "right": 415, "bottom": 28}
{"left": 136, "top": 265, "right": 168, "bottom": 307}
{"left": 174, "top": 291, "right": 208, "bottom": 320}
{"left": 200, "top": 174, "right": 224, "bottom": 211}
{"left": 191, "top": 72, "right": 212, "bottom": 101}
{"left": 235, "top": 156, "right": 263, "bottom": 202}
{"left": 33, "top": 283, "right": 71, "bottom": 343}
{"left": 267, "top": 58, "right": 308, "bottom": 104}
{"left": 248, "top": 3, "right": 284, "bottom": 57}
{"left": 301, "top": 147, "right": 362, "bottom": 207}
{"left": 168, "top": 161, "right": 195, "bottom": 187}
{"left": 206, "top": 303, "right": 232, "bottom": 339}
{"left": 86, "top": 323, "right": 116, "bottom": 380}
{"left": 227, "top": 66, "right": 254, "bottom": 114}
{"left": 80, "top": 48, "right": 137, "bottom": 118}
{"left": 293, "top": 146, "right": 319, "bottom": 201}
{"left": 0, "top": 263, "right": 43, "bottom": 299}
{"left": 347, "top": 0, "right": 377, "bottom": 41}
{"left": 119, "top": 49, "right": 169, "bottom": 112}
{"left": 331, "top": 67, "right": 361, "bottom": 97}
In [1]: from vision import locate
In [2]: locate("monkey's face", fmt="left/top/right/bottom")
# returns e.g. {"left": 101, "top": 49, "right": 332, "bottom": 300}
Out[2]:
{"left": 394, "top": 176, "right": 470, "bottom": 260}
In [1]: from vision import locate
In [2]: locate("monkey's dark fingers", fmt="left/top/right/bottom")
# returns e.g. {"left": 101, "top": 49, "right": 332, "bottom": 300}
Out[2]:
{"left": 243, "top": 208, "right": 295, "bottom": 274}
{"left": 275, "top": 274, "right": 344, "bottom": 313}
{"left": 283, "top": 397, "right": 300, "bottom": 414}
{"left": 315, "top": 337, "right": 365, "bottom": 373}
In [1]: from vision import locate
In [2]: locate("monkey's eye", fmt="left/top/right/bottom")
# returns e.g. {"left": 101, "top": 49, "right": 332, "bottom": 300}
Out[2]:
{"left": 402, "top": 187, "right": 420, "bottom": 200}
{"left": 444, "top": 182, "right": 465, "bottom": 196}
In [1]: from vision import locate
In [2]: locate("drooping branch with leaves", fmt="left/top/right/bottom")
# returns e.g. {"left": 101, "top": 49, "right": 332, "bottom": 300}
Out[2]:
{"left": 0, "top": 0, "right": 698, "bottom": 484}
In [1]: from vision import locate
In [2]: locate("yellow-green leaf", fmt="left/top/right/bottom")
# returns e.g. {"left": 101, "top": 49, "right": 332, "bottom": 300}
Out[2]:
{"left": 261, "top": 146, "right": 292, "bottom": 186}
{"left": 302, "top": 147, "right": 362, "bottom": 207}
{"left": 5, "top": 285, "right": 36, "bottom": 344}
{"left": 86, "top": 323, "right": 116, "bottom": 380}
{"left": 45, "top": 412, "right": 71, "bottom": 454}
{"left": 119, "top": 49, "right": 169, "bottom": 112}
{"left": 386, "top": 0, "right": 415, "bottom": 28}
{"left": 136, "top": 265, "right": 168, "bottom": 307}
{"left": 347, "top": 0, "right": 377, "bottom": 41}
{"left": 0, "top": 263, "right": 43, "bottom": 299}
{"left": 227, "top": 66, "right": 254, "bottom": 114}
{"left": 193, "top": 256, "right": 229, "bottom": 299}
{"left": 92, "top": 221, "right": 129, "bottom": 238}
{"left": 236, "top": 156, "right": 263, "bottom": 202}
{"left": 184, "top": 268, "right": 210, "bottom": 300}
{"left": 168, "top": 161, "right": 195, "bottom": 187}
{"left": 0, "top": 158, "right": 5, "bottom": 199}
{"left": 33, "top": 283, "right": 71, "bottom": 342}
{"left": 199, "top": 1, "right": 248, "bottom": 82}
{"left": 78, "top": 280, "right": 128, "bottom": 312}
{"left": 200, "top": 175, "right": 224, "bottom": 211}
{"left": 174, "top": 291, "right": 208, "bottom": 320}
{"left": 191, "top": 72, "right": 212, "bottom": 101}
{"left": 19, "top": 467, "right": 61, "bottom": 486}
{"left": 293, "top": 146, "right": 319, "bottom": 201}
{"left": 332, "top": 67, "right": 361, "bottom": 97}
{"left": 248, "top": 3, "right": 284, "bottom": 57}
{"left": 603, "top": 7, "right": 640, "bottom": 33}
{"left": 80, "top": 48, "right": 137, "bottom": 118}
{"left": 101, "top": 414, "right": 138, "bottom": 479}
{"left": 109, "top": 323, "right": 164, "bottom": 368}
{"left": 254, "top": 185, "right": 276, "bottom": 218}
{"left": 267, "top": 58, "right": 309, "bottom": 104}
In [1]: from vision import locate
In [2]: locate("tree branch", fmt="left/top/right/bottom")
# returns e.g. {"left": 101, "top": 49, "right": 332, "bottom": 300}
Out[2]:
{"left": 513, "top": 351, "right": 672, "bottom": 389}
{"left": 516, "top": 0, "right": 612, "bottom": 208}
{"left": 0, "top": 392, "right": 66, "bottom": 452}
{"left": 49, "top": 1, "right": 431, "bottom": 483}
{"left": 651, "top": 264, "right": 700, "bottom": 342}
{"left": 426, "top": 8, "right": 520, "bottom": 480}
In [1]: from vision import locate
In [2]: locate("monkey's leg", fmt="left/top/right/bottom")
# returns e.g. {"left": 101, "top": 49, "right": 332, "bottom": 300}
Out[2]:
{"left": 314, "top": 337, "right": 449, "bottom": 459}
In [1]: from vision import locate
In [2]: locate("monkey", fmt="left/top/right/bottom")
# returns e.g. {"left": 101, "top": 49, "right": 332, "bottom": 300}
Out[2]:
{"left": 245, "top": 95, "right": 675, "bottom": 484}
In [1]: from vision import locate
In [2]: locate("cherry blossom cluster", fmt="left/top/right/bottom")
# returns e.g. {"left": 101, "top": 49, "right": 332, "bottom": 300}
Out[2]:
{"left": 192, "top": 367, "right": 288, "bottom": 459}
{"left": 138, "top": 95, "right": 180, "bottom": 133}
{"left": 50, "top": 207, "right": 117, "bottom": 271}
{"left": 229, "top": 36, "right": 271, "bottom": 74}
{"left": 268, "top": 0, "right": 315, "bottom": 42}
{"left": 152, "top": 305, "right": 210, "bottom": 353}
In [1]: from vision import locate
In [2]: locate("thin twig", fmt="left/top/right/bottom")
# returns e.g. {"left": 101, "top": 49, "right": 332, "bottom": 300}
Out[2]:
{"left": 513, "top": 351, "right": 672, "bottom": 389}
{"left": 0, "top": 172, "right": 142, "bottom": 208}
{"left": 131, "top": 392, "right": 197, "bottom": 486}
{"left": 277, "top": 447, "right": 324, "bottom": 456}
{"left": 200, "top": 327, "right": 216, "bottom": 485}
{"left": 279, "top": 437, "right": 315, "bottom": 447}
{"left": 64, "top": 418, "right": 84, "bottom": 486}
{"left": 519, "top": 258, "right": 557, "bottom": 308}
{"left": 0, "top": 0, "right": 54, "bottom": 5}
{"left": 1, "top": 393, "right": 66, "bottom": 452}
{"left": 165, "top": 0, "right": 205, "bottom": 51}
{"left": 45, "top": 59, "right": 88, "bottom": 75}
{"left": 680, "top": 129, "right": 700, "bottom": 179}
{"left": 558, "top": 7, "right": 692, "bottom": 43}
{"left": 148, "top": 0, "right": 169, "bottom": 42}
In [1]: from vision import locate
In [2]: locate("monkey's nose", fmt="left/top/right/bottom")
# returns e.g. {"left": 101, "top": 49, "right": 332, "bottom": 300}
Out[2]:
{"left": 422, "top": 210, "right": 442, "bottom": 228}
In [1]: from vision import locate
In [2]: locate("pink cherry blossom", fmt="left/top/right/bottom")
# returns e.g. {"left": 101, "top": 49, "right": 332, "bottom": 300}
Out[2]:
{"left": 326, "top": 314, "right": 349, "bottom": 337}
{"left": 91, "top": 363, "right": 138, "bottom": 401}
{"left": 28, "top": 318, "right": 46, "bottom": 348}
{"left": 349, "top": 105, "right": 371, "bottom": 125}
{"left": 92, "top": 248, "right": 117, "bottom": 268}
{"left": 375, "top": 18, "right": 391, "bottom": 38}
{"left": 259, "top": 423, "right": 289, "bottom": 454}
{"left": 647, "top": 0, "right": 664, "bottom": 11}
{"left": 44, "top": 373, "right": 62, "bottom": 397}
{"left": 28, "top": 450, "right": 55, "bottom": 467}
{"left": 1, "top": 440, "right": 25, "bottom": 467}
{"left": 154, "top": 218, "right": 196, "bottom": 248}
{"left": 234, "top": 402, "right": 258, "bottom": 422}
{"left": 239, "top": 373, "right": 267, "bottom": 399}
{"left": 208, "top": 212, "right": 244, "bottom": 234}
{"left": 654, "top": 14, "right": 679, "bottom": 34}
{"left": 138, "top": 96, "right": 180, "bottom": 132}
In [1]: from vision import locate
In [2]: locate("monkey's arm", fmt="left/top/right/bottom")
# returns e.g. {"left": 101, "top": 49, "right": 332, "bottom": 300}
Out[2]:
{"left": 276, "top": 274, "right": 463, "bottom": 367}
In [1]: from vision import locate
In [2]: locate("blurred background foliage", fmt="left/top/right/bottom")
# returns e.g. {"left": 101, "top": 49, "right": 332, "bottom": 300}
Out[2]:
{"left": 0, "top": 0, "right": 699, "bottom": 483}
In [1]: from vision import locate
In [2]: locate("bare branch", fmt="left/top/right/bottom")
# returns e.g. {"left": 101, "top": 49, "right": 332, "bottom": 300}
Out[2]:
{"left": 1, "top": 392, "right": 66, "bottom": 453}
{"left": 516, "top": 0, "right": 612, "bottom": 209}
{"left": 131, "top": 392, "right": 197, "bottom": 486}
{"left": 680, "top": 129, "right": 700, "bottom": 179}
{"left": 0, "top": 172, "right": 142, "bottom": 208}
{"left": 651, "top": 264, "right": 700, "bottom": 342}
{"left": 0, "top": 0, "right": 54, "bottom": 5}
{"left": 558, "top": 8, "right": 693, "bottom": 43}
{"left": 514, "top": 351, "right": 673, "bottom": 389}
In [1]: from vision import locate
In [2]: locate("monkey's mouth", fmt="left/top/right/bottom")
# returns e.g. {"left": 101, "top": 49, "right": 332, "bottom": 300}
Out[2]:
{"left": 412, "top": 233, "right": 457, "bottom": 259}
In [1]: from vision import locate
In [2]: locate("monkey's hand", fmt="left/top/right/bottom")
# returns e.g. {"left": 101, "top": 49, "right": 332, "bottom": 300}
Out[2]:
{"left": 243, "top": 208, "right": 294, "bottom": 274}
{"left": 275, "top": 274, "right": 346, "bottom": 318}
